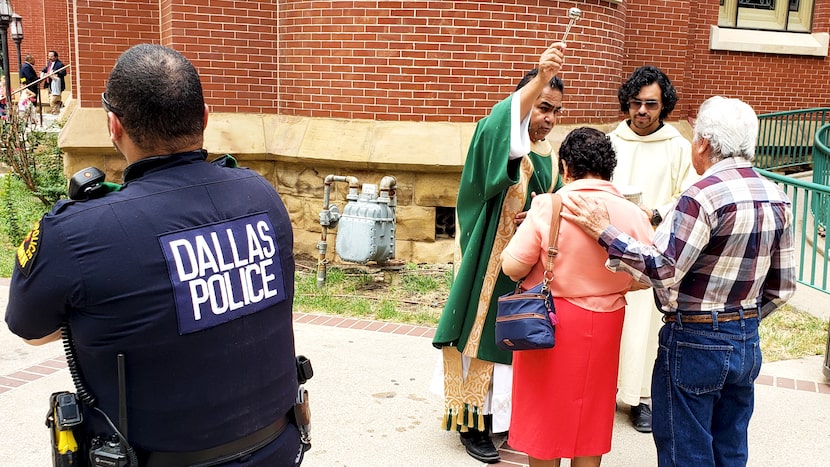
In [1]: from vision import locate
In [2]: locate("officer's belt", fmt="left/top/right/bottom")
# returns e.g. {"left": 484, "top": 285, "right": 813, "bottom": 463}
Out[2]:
{"left": 144, "top": 415, "right": 289, "bottom": 467}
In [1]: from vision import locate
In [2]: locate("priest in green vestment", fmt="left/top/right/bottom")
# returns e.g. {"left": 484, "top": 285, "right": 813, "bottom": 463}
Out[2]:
{"left": 432, "top": 43, "right": 567, "bottom": 464}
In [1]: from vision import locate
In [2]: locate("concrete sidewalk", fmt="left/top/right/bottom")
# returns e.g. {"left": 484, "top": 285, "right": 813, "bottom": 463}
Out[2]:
{"left": 1, "top": 278, "right": 829, "bottom": 466}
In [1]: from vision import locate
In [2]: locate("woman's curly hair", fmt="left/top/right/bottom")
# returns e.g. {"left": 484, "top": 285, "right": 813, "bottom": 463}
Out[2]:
{"left": 558, "top": 127, "right": 617, "bottom": 181}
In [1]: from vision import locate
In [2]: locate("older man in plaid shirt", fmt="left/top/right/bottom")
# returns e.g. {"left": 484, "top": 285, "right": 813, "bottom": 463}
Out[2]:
{"left": 562, "top": 95, "right": 796, "bottom": 467}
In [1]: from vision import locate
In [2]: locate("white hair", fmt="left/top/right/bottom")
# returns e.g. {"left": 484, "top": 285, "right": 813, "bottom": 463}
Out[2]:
{"left": 693, "top": 96, "right": 758, "bottom": 162}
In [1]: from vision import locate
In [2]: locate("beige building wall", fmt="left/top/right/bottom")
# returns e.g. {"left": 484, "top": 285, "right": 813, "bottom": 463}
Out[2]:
{"left": 59, "top": 108, "right": 689, "bottom": 265}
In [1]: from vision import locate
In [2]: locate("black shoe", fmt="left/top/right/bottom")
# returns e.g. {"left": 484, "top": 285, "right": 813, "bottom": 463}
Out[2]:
{"left": 630, "top": 403, "right": 653, "bottom": 433}
{"left": 460, "top": 430, "right": 500, "bottom": 463}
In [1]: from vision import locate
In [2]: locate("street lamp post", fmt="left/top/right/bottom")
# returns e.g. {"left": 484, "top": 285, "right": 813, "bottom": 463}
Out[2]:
{"left": 10, "top": 13, "right": 21, "bottom": 69}
{"left": 0, "top": 0, "right": 12, "bottom": 104}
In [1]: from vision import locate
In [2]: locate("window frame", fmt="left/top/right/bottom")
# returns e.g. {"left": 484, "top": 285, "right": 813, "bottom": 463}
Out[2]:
{"left": 718, "top": 0, "right": 814, "bottom": 33}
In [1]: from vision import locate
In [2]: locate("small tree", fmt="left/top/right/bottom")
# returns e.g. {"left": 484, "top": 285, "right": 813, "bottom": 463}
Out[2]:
{"left": 0, "top": 105, "right": 66, "bottom": 246}
{"left": 0, "top": 104, "right": 66, "bottom": 207}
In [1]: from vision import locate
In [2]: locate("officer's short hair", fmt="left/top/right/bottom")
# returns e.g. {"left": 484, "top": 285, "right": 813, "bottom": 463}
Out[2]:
{"left": 105, "top": 44, "right": 205, "bottom": 153}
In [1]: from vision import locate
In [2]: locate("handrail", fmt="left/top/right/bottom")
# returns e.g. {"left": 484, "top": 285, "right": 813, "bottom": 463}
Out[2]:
{"left": 755, "top": 108, "right": 830, "bottom": 170}
{"left": 757, "top": 107, "right": 830, "bottom": 118}
{"left": 756, "top": 168, "right": 830, "bottom": 295}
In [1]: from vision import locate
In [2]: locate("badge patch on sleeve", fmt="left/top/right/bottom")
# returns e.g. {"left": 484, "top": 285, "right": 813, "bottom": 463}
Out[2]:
{"left": 159, "top": 213, "right": 286, "bottom": 335}
{"left": 16, "top": 220, "right": 42, "bottom": 277}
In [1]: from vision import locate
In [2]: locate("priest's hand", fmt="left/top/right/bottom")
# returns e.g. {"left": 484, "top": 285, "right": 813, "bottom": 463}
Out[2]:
{"left": 539, "top": 42, "right": 566, "bottom": 81}
{"left": 514, "top": 192, "right": 537, "bottom": 225}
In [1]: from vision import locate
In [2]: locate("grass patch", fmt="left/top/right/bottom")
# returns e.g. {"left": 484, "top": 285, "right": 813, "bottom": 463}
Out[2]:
{"left": 760, "top": 304, "right": 828, "bottom": 362}
{"left": 293, "top": 259, "right": 451, "bottom": 326}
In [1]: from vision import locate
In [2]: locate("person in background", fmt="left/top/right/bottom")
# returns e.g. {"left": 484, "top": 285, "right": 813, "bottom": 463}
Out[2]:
{"left": 41, "top": 50, "right": 67, "bottom": 115}
{"left": 431, "top": 43, "right": 566, "bottom": 464}
{"left": 609, "top": 65, "right": 697, "bottom": 433}
{"left": 19, "top": 54, "right": 39, "bottom": 103}
{"left": 5, "top": 44, "right": 305, "bottom": 466}
{"left": 562, "top": 96, "right": 796, "bottom": 467}
{"left": 502, "top": 127, "right": 653, "bottom": 467}
{"left": 0, "top": 75, "right": 7, "bottom": 117}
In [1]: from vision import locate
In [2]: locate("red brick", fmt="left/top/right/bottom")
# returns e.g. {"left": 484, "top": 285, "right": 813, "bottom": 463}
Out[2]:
{"left": 0, "top": 376, "right": 27, "bottom": 388}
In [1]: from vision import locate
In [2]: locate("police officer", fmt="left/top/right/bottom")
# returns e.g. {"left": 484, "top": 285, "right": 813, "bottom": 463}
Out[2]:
{"left": 5, "top": 44, "right": 304, "bottom": 466}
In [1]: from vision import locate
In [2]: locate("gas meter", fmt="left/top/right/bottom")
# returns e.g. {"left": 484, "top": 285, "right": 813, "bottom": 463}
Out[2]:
{"left": 317, "top": 175, "right": 398, "bottom": 287}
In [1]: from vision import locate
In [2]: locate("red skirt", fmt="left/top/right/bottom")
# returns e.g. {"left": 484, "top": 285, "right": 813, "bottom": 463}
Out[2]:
{"left": 508, "top": 298, "right": 625, "bottom": 459}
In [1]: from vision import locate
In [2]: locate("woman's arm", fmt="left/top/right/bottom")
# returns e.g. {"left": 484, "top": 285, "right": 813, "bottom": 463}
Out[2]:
{"left": 501, "top": 251, "right": 534, "bottom": 282}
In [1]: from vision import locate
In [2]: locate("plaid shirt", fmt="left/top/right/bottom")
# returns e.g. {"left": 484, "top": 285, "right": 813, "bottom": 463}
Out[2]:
{"left": 599, "top": 157, "right": 796, "bottom": 318}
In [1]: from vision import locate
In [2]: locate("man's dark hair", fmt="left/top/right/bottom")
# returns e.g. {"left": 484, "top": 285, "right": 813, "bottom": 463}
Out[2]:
{"left": 515, "top": 68, "right": 565, "bottom": 94}
{"left": 617, "top": 65, "right": 677, "bottom": 121}
{"left": 105, "top": 44, "right": 205, "bottom": 153}
{"left": 49, "top": 50, "right": 59, "bottom": 58}
{"left": 558, "top": 127, "right": 617, "bottom": 181}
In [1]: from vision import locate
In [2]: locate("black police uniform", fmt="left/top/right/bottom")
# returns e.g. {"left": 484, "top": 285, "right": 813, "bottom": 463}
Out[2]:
{"left": 5, "top": 150, "right": 302, "bottom": 465}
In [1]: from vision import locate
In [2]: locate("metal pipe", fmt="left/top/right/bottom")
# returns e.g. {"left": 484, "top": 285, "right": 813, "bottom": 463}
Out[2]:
{"left": 317, "top": 175, "right": 360, "bottom": 288}
{"left": 378, "top": 175, "right": 397, "bottom": 207}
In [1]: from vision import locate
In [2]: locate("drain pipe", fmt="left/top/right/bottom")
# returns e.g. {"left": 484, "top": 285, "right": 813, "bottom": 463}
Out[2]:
{"left": 317, "top": 175, "right": 360, "bottom": 288}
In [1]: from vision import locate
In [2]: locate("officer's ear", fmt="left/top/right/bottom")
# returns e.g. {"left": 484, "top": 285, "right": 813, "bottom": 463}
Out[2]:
{"left": 203, "top": 104, "right": 209, "bottom": 130}
{"left": 106, "top": 111, "right": 123, "bottom": 142}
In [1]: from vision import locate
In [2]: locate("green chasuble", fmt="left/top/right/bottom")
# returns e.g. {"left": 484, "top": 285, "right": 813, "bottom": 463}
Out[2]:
{"left": 432, "top": 92, "right": 561, "bottom": 431}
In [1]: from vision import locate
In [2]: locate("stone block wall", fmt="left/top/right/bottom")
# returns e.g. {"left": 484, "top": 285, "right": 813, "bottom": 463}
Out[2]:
{"left": 61, "top": 108, "right": 654, "bottom": 265}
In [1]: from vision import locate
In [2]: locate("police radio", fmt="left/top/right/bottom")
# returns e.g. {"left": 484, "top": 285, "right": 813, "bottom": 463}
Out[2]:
{"left": 46, "top": 325, "right": 137, "bottom": 467}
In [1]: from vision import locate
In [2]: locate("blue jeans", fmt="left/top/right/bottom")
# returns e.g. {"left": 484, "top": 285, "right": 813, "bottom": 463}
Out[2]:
{"left": 651, "top": 312, "right": 762, "bottom": 467}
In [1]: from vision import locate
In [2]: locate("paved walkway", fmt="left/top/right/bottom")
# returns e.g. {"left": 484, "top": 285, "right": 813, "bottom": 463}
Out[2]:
{"left": 1, "top": 278, "right": 829, "bottom": 466}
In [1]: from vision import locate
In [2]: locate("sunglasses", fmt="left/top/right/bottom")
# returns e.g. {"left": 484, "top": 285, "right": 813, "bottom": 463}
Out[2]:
{"left": 628, "top": 98, "right": 660, "bottom": 111}
{"left": 101, "top": 92, "right": 123, "bottom": 117}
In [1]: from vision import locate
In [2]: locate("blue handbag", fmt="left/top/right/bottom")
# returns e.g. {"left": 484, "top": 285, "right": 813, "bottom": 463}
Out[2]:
{"left": 495, "top": 194, "right": 562, "bottom": 351}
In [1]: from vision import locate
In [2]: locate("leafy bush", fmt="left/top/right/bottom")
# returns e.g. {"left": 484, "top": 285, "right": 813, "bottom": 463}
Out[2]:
{"left": 0, "top": 110, "right": 66, "bottom": 277}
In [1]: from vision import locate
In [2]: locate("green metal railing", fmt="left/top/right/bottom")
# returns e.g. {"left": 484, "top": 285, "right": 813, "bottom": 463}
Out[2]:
{"left": 756, "top": 108, "right": 830, "bottom": 170}
{"left": 756, "top": 168, "right": 830, "bottom": 295}
{"left": 812, "top": 123, "right": 830, "bottom": 231}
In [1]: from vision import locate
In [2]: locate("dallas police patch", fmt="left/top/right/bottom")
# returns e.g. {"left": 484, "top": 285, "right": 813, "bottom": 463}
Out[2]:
{"left": 159, "top": 212, "right": 286, "bottom": 335}
{"left": 16, "top": 220, "right": 42, "bottom": 277}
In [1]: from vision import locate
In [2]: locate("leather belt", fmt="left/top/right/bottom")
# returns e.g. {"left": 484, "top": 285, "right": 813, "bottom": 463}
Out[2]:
{"left": 144, "top": 415, "right": 289, "bottom": 467}
{"left": 663, "top": 309, "right": 759, "bottom": 324}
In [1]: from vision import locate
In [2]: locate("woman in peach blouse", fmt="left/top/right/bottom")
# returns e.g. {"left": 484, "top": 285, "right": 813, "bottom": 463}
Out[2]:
{"left": 501, "top": 127, "right": 654, "bottom": 467}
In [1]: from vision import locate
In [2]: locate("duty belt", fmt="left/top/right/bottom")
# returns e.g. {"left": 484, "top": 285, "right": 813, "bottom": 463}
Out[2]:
{"left": 662, "top": 309, "right": 759, "bottom": 324}
{"left": 144, "top": 415, "right": 289, "bottom": 467}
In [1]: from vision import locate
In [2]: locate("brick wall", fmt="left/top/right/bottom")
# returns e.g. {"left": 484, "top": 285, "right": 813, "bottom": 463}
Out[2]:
{"left": 8, "top": 0, "right": 70, "bottom": 77}
{"left": 74, "top": 1, "right": 159, "bottom": 108}
{"left": 72, "top": 1, "right": 279, "bottom": 112}
{"left": 678, "top": 0, "right": 830, "bottom": 117}
{"left": 278, "top": 0, "right": 626, "bottom": 124}
{"left": 15, "top": 1, "right": 830, "bottom": 121}
{"left": 621, "top": 0, "right": 692, "bottom": 118}
{"left": 161, "top": 0, "right": 279, "bottom": 113}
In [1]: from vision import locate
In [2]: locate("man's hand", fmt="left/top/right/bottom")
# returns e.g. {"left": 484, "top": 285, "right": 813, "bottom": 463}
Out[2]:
{"left": 538, "top": 42, "right": 566, "bottom": 81}
{"left": 514, "top": 192, "right": 537, "bottom": 225}
{"left": 560, "top": 194, "right": 611, "bottom": 240}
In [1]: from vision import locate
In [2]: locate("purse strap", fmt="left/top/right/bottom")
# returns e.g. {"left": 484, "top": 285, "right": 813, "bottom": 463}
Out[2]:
{"left": 542, "top": 194, "right": 563, "bottom": 291}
